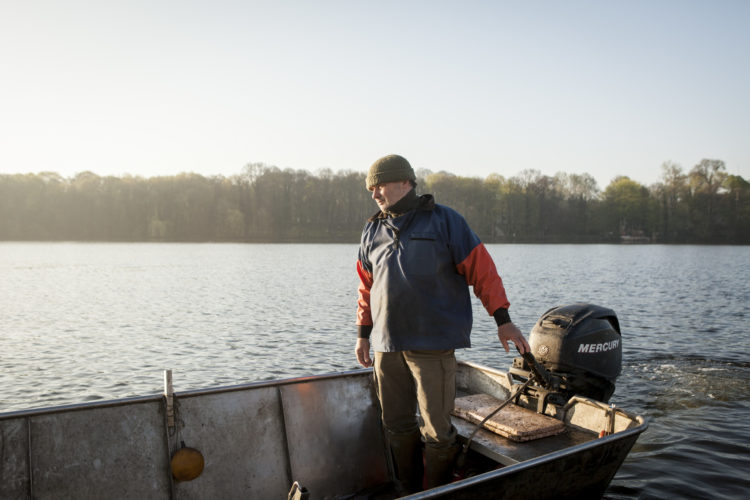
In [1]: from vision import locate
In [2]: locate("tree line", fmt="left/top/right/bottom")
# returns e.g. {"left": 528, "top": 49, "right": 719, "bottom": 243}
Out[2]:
{"left": 1, "top": 159, "right": 748, "bottom": 244}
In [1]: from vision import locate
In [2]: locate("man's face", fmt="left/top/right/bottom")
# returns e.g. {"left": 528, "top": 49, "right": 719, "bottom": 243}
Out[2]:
{"left": 370, "top": 180, "right": 412, "bottom": 211}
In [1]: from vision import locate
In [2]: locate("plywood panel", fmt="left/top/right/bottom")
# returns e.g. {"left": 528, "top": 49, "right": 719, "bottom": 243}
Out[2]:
{"left": 453, "top": 393, "right": 565, "bottom": 442}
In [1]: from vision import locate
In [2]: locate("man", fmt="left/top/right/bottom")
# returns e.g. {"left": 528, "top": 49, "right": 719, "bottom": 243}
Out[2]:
{"left": 355, "top": 154, "right": 530, "bottom": 493}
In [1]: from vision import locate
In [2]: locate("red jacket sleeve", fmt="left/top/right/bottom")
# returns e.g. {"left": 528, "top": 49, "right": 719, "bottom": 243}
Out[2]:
{"left": 356, "top": 260, "right": 373, "bottom": 326}
{"left": 455, "top": 243, "right": 510, "bottom": 315}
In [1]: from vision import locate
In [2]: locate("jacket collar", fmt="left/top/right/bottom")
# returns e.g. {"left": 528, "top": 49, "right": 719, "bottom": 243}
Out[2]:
{"left": 368, "top": 191, "right": 435, "bottom": 222}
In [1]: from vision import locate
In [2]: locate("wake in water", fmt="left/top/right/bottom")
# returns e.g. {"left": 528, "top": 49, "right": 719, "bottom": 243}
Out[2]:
{"left": 622, "top": 353, "right": 750, "bottom": 410}
{"left": 607, "top": 352, "right": 750, "bottom": 499}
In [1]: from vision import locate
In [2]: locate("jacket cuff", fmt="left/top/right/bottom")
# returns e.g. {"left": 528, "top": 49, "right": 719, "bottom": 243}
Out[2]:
{"left": 357, "top": 324, "right": 373, "bottom": 339}
{"left": 493, "top": 308, "right": 511, "bottom": 326}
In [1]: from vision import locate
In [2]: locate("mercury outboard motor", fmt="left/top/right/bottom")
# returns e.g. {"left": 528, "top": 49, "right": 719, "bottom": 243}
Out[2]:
{"left": 510, "top": 304, "right": 622, "bottom": 413}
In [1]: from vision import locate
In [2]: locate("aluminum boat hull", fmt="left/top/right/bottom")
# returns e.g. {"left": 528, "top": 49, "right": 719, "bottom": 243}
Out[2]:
{"left": 0, "top": 361, "right": 647, "bottom": 499}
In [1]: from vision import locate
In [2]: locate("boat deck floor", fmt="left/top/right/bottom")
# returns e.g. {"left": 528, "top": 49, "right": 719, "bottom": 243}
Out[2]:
{"left": 345, "top": 423, "right": 597, "bottom": 499}
{"left": 452, "top": 417, "right": 596, "bottom": 465}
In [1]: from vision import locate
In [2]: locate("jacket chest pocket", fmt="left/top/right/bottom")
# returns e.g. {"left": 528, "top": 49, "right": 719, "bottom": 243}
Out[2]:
{"left": 405, "top": 232, "right": 439, "bottom": 276}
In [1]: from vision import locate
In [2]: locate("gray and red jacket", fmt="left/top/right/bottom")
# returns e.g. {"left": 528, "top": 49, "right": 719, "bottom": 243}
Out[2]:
{"left": 357, "top": 194, "right": 511, "bottom": 352}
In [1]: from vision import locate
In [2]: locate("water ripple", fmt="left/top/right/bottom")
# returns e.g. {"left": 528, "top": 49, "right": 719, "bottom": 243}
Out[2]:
{"left": 1, "top": 243, "right": 749, "bottom": 499}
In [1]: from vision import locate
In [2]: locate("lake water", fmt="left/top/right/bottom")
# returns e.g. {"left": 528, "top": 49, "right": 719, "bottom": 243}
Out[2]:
{"left": 1, "top": 243, "right": 749, "bottom": 499}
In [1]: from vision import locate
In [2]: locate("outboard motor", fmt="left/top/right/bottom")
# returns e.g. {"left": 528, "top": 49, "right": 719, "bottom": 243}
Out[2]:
{"left": 510, "top": 304, "right": 622, "bottom": 413}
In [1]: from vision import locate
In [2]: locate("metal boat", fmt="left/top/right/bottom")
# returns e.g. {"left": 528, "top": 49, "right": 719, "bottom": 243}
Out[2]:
{"left": 0, "top": 304, "right": 648, "bottom": 499}
{"left": 0, "top": 361, "right": 645, "bottom": 499}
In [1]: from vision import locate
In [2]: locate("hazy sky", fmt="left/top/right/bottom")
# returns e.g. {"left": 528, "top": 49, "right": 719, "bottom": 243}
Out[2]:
{"left": 2, "top": 0, "right": 748, "bottom": 189}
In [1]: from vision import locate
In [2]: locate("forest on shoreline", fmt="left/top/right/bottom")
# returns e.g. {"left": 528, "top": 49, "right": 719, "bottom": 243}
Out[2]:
{"left": 1, "top": 158, "right": 748, "bottom": 244}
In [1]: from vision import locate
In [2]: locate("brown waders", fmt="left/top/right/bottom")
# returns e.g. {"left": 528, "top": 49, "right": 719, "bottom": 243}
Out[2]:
{"left": 424, "top": 441, "right": 461, "bottom": 488}
{"left": 375, "top": 349, "right": 459, "bottom": 493}
{"left": 387, "top": 429, "right": 424, "bottom": 494}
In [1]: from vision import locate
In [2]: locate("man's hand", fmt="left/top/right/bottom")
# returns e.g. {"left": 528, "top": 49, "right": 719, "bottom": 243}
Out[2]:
{"left": 355, "top": 338, "right": 373, "bottom": 368}
{"left": 497, "top": 322, "right": 530, "bottom": 354}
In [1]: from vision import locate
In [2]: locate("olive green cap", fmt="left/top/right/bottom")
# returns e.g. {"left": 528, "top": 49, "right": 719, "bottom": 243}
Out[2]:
{"left": 366, "top": 154, "right": 416, "bottom": 190}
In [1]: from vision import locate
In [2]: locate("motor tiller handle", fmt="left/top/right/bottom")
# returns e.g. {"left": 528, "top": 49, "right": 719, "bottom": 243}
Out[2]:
{"left": 521, "top": 350, "right": 552, "bottom": 389}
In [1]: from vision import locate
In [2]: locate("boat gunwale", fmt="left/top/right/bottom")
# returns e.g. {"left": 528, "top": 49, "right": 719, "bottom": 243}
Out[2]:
{"left": 0, "top": 361, "right": 506, "bottom": 419}
{"left": 0, "top": 368, "right": 373, "bottom": 420}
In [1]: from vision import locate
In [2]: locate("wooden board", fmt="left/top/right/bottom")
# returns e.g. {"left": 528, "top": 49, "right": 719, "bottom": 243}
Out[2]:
{"left": 452, "top": 393, "right": 566, "bottom": 442}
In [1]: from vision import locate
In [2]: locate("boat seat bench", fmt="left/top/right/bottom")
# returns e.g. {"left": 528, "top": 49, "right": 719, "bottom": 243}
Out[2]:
{"left": 451, "top": 402, "right": 598, "bottom": 466}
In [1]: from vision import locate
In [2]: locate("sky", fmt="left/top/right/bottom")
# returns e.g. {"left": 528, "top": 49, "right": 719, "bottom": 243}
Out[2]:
{"left": 2, "top": 0, "right": 749, "bottom": 189}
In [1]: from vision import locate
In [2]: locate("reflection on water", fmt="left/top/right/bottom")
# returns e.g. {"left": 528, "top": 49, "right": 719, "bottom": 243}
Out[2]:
{"left": 1, "top": 243, "right": 749, "bottom": 499}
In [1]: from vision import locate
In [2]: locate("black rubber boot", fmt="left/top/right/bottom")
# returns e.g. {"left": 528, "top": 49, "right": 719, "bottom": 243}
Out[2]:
{"left": 387, "top": 430, "right": 424, "bottom": 495}
{"left": 424, "top": 442, "right": 460, "bottom": 489}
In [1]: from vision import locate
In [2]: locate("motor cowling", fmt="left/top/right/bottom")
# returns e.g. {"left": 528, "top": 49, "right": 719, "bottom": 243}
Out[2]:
{"left": 514, "top": 303, "right": 622, "bottom": 404}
